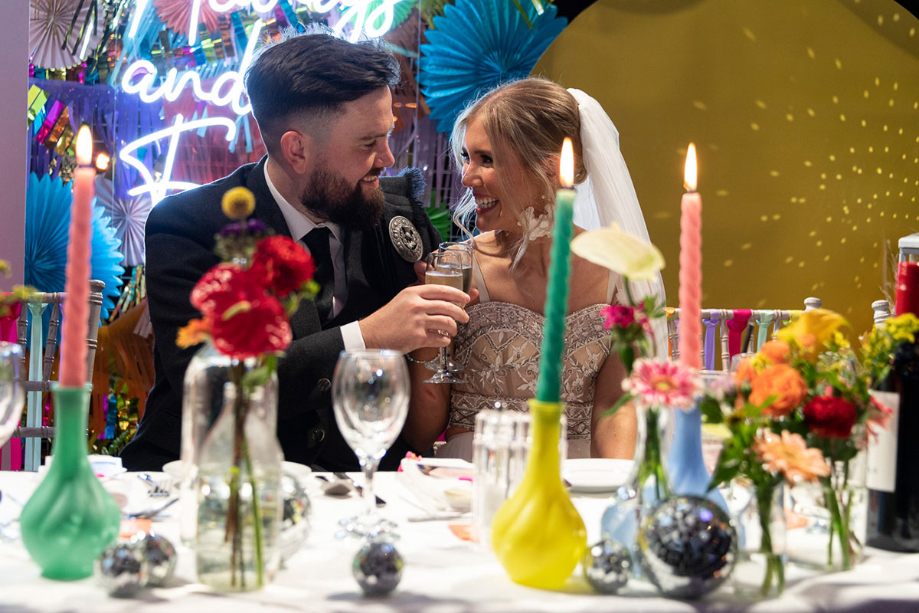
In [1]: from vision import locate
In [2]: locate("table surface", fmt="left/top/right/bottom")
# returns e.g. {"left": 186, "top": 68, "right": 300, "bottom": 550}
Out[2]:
{"left": 1, "top": 470, "right": 919, "bottom": 613}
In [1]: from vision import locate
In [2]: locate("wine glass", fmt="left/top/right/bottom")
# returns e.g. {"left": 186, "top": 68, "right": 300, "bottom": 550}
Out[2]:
{"left": 332, "top": 349, "right": 409, "bottom": 538}
{"left": 423, "top": 249, "right": 471, "bottom": 384}
{"left": 428, "top": 242, "right": 474, "bottom": 375}
{"left": 0, "top": 342, "right": 23, "bottom": 450}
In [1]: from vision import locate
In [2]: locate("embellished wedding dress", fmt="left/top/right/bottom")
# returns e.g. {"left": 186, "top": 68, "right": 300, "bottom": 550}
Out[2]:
{"left": 437, "top": 255, "right": 616, "bottom": 461}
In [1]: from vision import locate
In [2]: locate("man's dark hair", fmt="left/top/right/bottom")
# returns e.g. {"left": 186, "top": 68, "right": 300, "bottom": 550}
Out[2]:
{"left": 245, "top": 31, "right": 400, "bottom": 152}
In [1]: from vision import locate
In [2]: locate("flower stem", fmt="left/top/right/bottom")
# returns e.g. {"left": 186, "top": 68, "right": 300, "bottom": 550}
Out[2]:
{"left": 756, "top": 482, "right": 784, "bottom": 596}
{"left": 637, "top": 408, "right": 670, "bottom": 504}
{"left": 242, "top": 436, "right": 265, "bottom": 587}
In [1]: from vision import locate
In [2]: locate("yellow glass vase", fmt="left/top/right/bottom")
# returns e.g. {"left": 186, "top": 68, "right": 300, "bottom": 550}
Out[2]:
{"left": 490, "top": 399, "right": 586, "bottom": 589}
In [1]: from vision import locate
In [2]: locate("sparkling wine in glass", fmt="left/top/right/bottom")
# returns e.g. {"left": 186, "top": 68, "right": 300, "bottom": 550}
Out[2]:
{"left": 332, "top": 349, "right": 409, "bottom": 538}
{"left": 424, "top": 249, "right": 468, "bottom": 384}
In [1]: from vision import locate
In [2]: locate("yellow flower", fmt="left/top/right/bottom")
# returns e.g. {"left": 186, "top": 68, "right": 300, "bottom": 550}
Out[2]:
{"left": 886, "top": 313, "right": 919, "bottom": 344}
{"left": 570, "top": 222, "right": 665, "bottom": 281}
{"left": 776, "top": 308, "right": 848, "bottom": 360}
{"left": 0, "top": 260, "right": 9, "bottom": 277}
{"left": 221, "top": 186, "right": 256, "bottom": 220}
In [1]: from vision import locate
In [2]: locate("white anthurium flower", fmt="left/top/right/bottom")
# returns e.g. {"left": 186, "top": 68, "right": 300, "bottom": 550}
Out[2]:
{"left": 570, "top": 222, "right": 665, "bottom": 280}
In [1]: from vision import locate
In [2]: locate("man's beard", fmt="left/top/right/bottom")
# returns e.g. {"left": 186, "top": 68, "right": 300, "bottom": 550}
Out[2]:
{"left": 299, "top": 167, "right": 385, "bottom": 230}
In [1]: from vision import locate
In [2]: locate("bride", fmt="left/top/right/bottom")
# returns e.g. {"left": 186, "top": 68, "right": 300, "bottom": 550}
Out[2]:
{"left": 404, "top": 78, "right": 665, "bottom": 461}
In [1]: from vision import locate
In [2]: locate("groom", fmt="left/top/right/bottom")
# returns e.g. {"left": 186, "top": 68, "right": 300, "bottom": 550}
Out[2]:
{"left": 121, "top": 32, "right": 471, "bottom": 472}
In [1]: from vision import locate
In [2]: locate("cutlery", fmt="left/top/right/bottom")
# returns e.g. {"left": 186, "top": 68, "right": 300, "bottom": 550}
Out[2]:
{"left": 314, "top": 474, "right": 352, "bottom": 496}
{"left": 333, "top": 472, "right": 386, "bottom": 507}
{"left": 137, "top": 474, "right": 170, "bottom": 497}
{"left": 125, "top": 497, "right": 178, "bottom": 520}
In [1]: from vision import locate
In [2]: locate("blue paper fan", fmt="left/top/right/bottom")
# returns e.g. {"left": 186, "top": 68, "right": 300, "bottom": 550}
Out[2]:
{"left": 418, "top": 0, "right": 567, "bottom": 133}
{"left": 25, "top": 173, "right": 125, "bottom": 332}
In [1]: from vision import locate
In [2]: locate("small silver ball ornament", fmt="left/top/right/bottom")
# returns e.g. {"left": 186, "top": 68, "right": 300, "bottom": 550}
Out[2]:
{"left": 137, "top": 532, "right": 177, "bottom": 587}
{"left": 353, "top": 540, "right": 403, "bottom": 596}
{"left": 95, "top": 541, "right": 150, "bottom": 597}
{"left": 582, "top": 540, "right": 631, "bottom": 594}
{"left": 637, "top": 495, "right": 736, "bottom": 600}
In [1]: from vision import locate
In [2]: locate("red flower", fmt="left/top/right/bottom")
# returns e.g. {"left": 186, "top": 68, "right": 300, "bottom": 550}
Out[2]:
{"left": 602, "top": 304, "right": 649, "bottom": 331}
{"left": 211, "top": 293, "right": 292, "bottom": 359}
{"left": 191, "top": 264, "right": 253, "bottom": 317}
{"left": 803, "top": 395, "right": 857, "bottom": 439}
{"left": 248, "top": 236, "right": 315, "bottom": 298}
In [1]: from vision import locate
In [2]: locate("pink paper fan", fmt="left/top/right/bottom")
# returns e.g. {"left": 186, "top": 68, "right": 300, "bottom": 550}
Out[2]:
{"left": 95, "top": 177, "right": 152, "bottom": 267}
{"left": 154, "top": 0, "right": 221, "bottom": 36}
{"left": 30, "top": 0, "right": 103, "bottom": 70}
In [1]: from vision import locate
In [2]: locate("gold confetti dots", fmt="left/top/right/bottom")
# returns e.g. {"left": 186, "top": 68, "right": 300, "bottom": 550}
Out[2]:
{"left": 869, "top": 146, "right": 874, "bottom": 153}
{"left": 877, "top": 167, "right": 883, "bottom": 174}
{"left": 807, "top": 47, "right": 816, "bottom": 59}
{"left": 769, "top": 170, "right": 780, "bottom": 177}
{"left": 835, "top": 58, "right": 843, "bottom": 69}
{"left": 791, "top": 197, "right": 798, "bottom": 203}
{"left": 816, "top": 240, "right": 823, "bottom": 246}
{"left": 833, "top": 95, "right": 840, "bottom": 104}
{"left": 809, "top": 230, "right": 817, "bottom": 237}
{"left": 836, "top": 174, "right": 842, "bottom": 180}
{"left": 693, "top": 100, "right": 708, "bottom": 110}
{"left": 824, "top": 255, "right": 831, "bottom": 262}
{"left": 743, "top": 27, "right": 756, "bottom": 41}
{"left": 811, "top": 283, "right": 819, "bottom": 291}
{"left": 867, "top": 217, "right": 872, "bottom": 223}
{"left": 798, "top": 261, "right": 806, "bottom": 268}
{"left": 829, "top": 154, "right": 836, "bottom": 161}
{"left": 843, "top": 206, "right": 850, "bottom": 214}
{"left": 772, "top": 214, "right": 781, "bottom": 220}
{"left": 840, "top": 114, "right": 846, "bottom": 121}
{"left": 826, "top": 216, "right": 833, "bottom": 222}
{"left": 715, "top": 189, "right": 729, "bottom": 196}
{"left": 894, "top": 13, "right": 900, "bottom": 21}
{"left": 723, "top": 259, "right": 734, "bottom": 267}
{"left": 757, "top": 299, "right": 767, "bottom": 308}
{"left": 804, "top": 160, "right": 813, "bottom": 167}
{"left": 741, "top": 243, "right": 752, "bottom": 250}
{"left": 860, "top": 257, "right": 866, "bottom": 263}
{"left": 841, "top": 237, "right": 847, "bottom": 244}
{"left": 911, "top": 28, "right": 916, "bottom": 36}
{"left": 807, "top": 108, "right": 815, "bottom": 116}
{"left": 899, "top": 128, "right": 904, "bottom": 135}
{"left": 821, "top": 173, "right": 828, "bottom": 179}
{"left": 755, "top": 100, "right": 767, "bottom": 109}
{"left": 852, "top": 225, "right": 858, "bottom": 231}
{"left": 786, "top": 113, "right": 794, "bottom": 122}
{"left": 751, "top": 123, "right": 760, "bottom": 131}
{"left": 875, "top": 77, "right": 881, "bottom": 86}
{"left": 878, "top": 15, "right": 884, "bottom": 25}
{"left": 760, "top": 215, "right": 769, "bottom": 222}
{"left": 884, "top": 124, "right": 889, "bottom": 131}
{"left": 819, "top": 184, "right": 826, "bottom": 190}
{"left": 785, "top": 256, "right": 794, "bottom": 263}
{"left": 894, "top": 82, "right": 899, "bottom": 90}
{"left": 861, "top": 119, "right": 867, "bottom": 127}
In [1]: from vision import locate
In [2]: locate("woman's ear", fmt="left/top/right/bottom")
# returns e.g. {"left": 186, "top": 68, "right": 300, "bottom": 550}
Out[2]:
{"left": 278, "top": 130, "right": 316, "bottom": 176}
{"left": 543, "top": 155, "right": 560, "bottom": 181}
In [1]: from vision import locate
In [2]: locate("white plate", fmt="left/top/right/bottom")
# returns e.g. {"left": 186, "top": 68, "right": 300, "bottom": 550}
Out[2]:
{"left": 563, "top": 458, "right": 633, "bottom": 493}
{"left": 161, "top": 460, "right": 311, "bottom": 483}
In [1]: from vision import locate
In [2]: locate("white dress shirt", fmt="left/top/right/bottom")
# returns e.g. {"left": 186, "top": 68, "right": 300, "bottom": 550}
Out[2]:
{"left": 264, "top": 164, "right": 365, "bottom": 350}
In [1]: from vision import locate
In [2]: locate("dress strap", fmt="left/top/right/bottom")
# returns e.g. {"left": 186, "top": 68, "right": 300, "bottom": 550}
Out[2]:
{"left": 606, "top": 271, "right": 618, "bottom": 305}
{"left": 472, "top": 252, "right": 490, "bottom": 303}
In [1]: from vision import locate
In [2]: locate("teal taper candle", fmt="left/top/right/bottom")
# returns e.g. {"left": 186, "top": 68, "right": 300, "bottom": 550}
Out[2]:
{"left": 535, "top": 138, "right": 577, "bottom": 403}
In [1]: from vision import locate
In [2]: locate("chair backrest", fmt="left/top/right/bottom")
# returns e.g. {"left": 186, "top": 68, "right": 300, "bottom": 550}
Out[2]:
{"left": 667, "top": 297, "right": 822, "bottom": 371}
{"left": 9, "top": 280, "right": 105, "bottom": 470}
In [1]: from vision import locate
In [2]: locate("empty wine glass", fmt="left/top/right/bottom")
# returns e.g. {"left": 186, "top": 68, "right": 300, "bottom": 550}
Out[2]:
{"left": 424, "top": 249, "right": 471, "bottom": 384}
{"left": 332, "top": 349, "right": 409, "bottom": 538}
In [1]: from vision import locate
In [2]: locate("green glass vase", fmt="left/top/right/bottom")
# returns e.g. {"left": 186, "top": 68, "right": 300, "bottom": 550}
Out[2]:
{"left": 20, "top": 385, "right": 121, "bottom": 580}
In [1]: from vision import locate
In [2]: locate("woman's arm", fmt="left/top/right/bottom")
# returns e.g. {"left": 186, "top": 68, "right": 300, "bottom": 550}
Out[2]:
{"left": 590, "top": 352, "right": 637, "bottom": 459}
{"left": 404, "top": 348, "right": 453, "bottom": 452}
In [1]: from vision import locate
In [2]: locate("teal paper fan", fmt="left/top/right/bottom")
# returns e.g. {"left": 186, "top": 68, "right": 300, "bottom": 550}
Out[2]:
{"left": 25, "top": 173, "right": 125, "bottom": 326}
{"left": 418, "top": 0, "right": 567, "bottom": 133}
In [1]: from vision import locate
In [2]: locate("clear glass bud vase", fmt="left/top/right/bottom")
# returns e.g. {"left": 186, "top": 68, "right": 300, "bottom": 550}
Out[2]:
{"left": 180, "top": 342, "right": 277, "bottom": 545}
{"left": 195, "top": 375, "right": 284, "bottom": 591}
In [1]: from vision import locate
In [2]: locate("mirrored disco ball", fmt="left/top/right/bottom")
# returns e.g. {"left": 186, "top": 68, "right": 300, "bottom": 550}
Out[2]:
{"left": 637, "top": 495, "right": 736, "bottom": 599}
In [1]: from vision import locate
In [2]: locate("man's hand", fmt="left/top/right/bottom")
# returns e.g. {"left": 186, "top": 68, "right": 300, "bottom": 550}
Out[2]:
{"left": 359, "top": 285, "right": 471, "bottom": 353}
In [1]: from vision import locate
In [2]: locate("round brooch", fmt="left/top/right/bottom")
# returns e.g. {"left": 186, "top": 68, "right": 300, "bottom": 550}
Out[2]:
{"left": 388, "top": 216, "right": 423, "bottom": 262}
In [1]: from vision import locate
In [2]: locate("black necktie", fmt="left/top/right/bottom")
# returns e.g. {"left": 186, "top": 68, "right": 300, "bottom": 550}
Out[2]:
{"left": 303, "top": 227, "right": 334, "bottom": 323}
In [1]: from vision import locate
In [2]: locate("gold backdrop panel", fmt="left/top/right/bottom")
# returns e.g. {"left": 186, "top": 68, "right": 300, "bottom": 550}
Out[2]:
{"left": 535, "top": 0, "right": 919, "bottom": 333}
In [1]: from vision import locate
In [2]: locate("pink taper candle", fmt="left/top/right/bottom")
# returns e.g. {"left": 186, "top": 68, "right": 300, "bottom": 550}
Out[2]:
{"left": 59, "top": 126, "right": 95, "bottom": 387}
{"left": 678, "top": 143, "right": 702, "bottom": 370}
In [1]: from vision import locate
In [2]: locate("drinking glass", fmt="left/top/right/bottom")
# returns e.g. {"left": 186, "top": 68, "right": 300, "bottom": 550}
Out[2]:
{"left": 332, "top": 349, "right": 410, "bottom": 538}
{"left": 427, "top": 242, "right": 474, "bottom": 374}
{"left": 0, "top": 342, "right": 23, "bottom": 449}
{"left": 424, "top": 249, "right": 471, "bottom": 384}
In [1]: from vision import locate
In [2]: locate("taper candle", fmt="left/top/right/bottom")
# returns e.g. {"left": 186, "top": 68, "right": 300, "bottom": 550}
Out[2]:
{"left": 535, "top": 138, "right": 576, "bottom": 403}
{"left": 678, "top": 143, "right": 702, "bottom": 370}
{"left": 59, "top": 126, "right": 94, "bottom": 387}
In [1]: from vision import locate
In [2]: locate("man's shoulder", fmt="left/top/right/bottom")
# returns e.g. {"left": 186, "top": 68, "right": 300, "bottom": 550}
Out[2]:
{"left": 147, "top": 163, "right": 260, "bottom": 229}
{"left": 380, "top": 168, "right": 425, "bottom": 212}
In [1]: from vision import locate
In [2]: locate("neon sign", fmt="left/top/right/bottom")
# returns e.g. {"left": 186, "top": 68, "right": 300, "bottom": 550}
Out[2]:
{"left": 119, "top": 114, "right": 238, "bottom": 205}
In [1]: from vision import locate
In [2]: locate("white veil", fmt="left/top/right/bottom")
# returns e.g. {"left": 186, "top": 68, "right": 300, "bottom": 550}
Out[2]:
{"left": 568, "top": 88, "right": 669, "bottom": 360}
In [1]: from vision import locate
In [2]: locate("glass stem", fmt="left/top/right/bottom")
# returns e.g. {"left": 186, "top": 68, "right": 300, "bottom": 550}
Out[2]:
{"left": 439, "top": 347, "right": 449, "bottom": 373}
{"left": 361, "top": 458, "right": 378, "bottom": 518}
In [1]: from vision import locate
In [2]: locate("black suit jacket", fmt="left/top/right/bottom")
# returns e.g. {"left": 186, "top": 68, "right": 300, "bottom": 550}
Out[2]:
{"left": 121, "top": 157, "right": 439, "bottom": 472}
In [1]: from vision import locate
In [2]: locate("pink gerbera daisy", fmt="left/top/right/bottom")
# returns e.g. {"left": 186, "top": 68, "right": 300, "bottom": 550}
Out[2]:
{"left": 622, "top": 359, "right": 701, "bottom": 411}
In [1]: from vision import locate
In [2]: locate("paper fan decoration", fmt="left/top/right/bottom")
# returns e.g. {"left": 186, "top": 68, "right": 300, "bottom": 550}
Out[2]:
{"left": 154, "top": 0, "right": 221, "bottom": 37}
{"left": 418, "top": 0, "right": 567, "bottom": 133}
{"left": 25, "top": 173, "right": 125, "bottom": 325}
{"left": 30, "top": 0, "right": 104, "bottom": 69}
{"left": 94, "top": 176, "right": 152, "bottom": 267}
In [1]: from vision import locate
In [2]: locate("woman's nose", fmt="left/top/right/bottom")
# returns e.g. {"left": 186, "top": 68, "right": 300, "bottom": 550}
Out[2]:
{"left": 461, "top": 166, "right": 481, "bottom": 188}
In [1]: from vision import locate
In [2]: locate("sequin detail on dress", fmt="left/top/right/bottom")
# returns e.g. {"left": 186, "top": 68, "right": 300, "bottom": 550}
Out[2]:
{"left": 448, "top": 301, "right": 611, "bottom": 441}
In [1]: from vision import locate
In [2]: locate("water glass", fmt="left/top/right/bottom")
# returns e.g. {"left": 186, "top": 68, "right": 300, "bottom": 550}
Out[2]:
{"left": 332, "top": 349, "right": 409, "bottom": 538}
{"left": 471, "top": 408, "right": 566, "bottom": 544}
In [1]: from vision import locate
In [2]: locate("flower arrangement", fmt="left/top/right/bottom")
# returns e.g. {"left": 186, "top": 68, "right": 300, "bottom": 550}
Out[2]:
{"left": 704, "top": 308, "right": 885, "bottom": 584}
{"left": 177, "top": 187, "right": 316, "bottom": 589}
{"left": 0, "top": 260, "right": 36, "bottom": 318}
{"left": 860, "top": 312, "right": 919, "bottom": 385}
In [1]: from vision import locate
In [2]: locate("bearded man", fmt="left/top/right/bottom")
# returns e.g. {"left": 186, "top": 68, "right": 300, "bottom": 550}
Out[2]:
{"left": 121, "top": 32, "right": 470, "bottom": 472}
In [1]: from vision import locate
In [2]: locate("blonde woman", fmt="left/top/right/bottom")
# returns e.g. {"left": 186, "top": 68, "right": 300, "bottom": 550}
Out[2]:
{"left": 404, "top": 78, "right": 664, "bottom": 461}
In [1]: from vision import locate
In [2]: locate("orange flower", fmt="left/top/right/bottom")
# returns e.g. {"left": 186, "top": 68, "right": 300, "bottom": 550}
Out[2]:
{"left": 776, "top": 308, "right": 848, "bottom": 361}
{"left": 754, "top": 430, "right": 831, "bottom": 485}
{"left": 177, "top": 318, "right": 211, "bottom": 348}
{"left": 749, "top": 364, "right": 808, "bottom": 417}
{"left": 733, "top": 357, "right": 758, "bottom": 385}
{"left": 759, "top": 339, "right": 791, "bottom": 365}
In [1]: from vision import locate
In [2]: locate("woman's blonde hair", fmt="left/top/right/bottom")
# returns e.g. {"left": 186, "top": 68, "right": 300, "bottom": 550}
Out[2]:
{"left": 450, "top": 78, "right": 587, "bottom": 262}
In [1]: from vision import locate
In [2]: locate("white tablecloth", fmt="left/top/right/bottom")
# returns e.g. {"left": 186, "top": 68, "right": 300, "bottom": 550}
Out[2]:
{"left": 1, "top": 471, "right": 919, "bottom": 612}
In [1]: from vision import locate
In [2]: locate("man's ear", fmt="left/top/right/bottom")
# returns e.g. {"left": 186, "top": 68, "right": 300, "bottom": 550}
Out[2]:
{"left": 278, "top": 129, "right": 316, "bottom": 175}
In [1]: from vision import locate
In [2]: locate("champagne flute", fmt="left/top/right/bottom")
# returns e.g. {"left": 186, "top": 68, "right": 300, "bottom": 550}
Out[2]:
{"left": 431, "top": 242, "right": 473, "bottom": 374}
{"left": 0, "top": 342, "right": 23, "bottom": 541}
{"left": 423, "top": 250, "right": 468, "bottom": 384}
{"left": 332, "top": 350, "right": 409, "bottom": 538}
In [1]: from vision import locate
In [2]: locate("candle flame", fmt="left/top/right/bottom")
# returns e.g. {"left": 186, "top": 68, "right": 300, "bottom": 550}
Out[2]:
{"left": 560, "top": 138, "right": 574, "bottom": 188}
{"left": 76, "top": 126, "right": 93, "bottom": 166}
{"left": 683, "top": 143, "right": 697, "bottom": 191}
{"left": 95, "top": 153, "right": 110, "bottom": 172}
